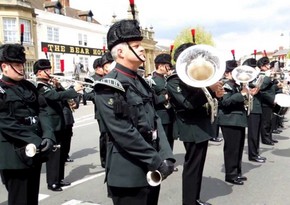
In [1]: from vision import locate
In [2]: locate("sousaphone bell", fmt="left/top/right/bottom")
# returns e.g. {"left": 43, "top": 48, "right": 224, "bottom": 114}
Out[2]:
{"left": 176, "top": 44, "right": 225, "bottom": 87}
{"left": 175, "top": 44, "right": 225, "bottom": 123}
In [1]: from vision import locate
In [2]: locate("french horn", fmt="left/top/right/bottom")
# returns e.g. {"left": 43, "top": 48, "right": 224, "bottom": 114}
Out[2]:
{"left": 175, "top": 44, "right": 225, "bottom": 123}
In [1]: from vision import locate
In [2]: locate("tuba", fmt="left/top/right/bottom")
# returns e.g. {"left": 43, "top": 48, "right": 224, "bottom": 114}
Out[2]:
{"left": 231, "top": 65, "right": 260, "bottom": 115}
{"left": 175, "top": 44, "right": 225, "bottom": 123}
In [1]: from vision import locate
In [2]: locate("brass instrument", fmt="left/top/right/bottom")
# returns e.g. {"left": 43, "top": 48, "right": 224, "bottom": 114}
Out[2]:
{"left": 49, "top": 74, "right": 94, "bottom": 88}
{"left": 175, "top": 44, "right": 225, "bottom": 123}
{"left": 25, "top": 143, "right": 61, "bottom": 157}
{"left": 232, "top": 65, "right": 260, "bottom": 115}
{"left": 146, "top": 170, "right": 162, "bottom": 186}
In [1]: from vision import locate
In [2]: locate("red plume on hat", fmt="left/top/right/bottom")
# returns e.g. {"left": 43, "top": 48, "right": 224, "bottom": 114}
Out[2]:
{"left": 20, "top": 24, "right": 24, "bottom": 45}
{"left": 42, "top": 47, "right": 48, "bottom": 59}
{"left": 253, "top": 49, "right": 257, "bottom": 59}
{"left": 191, "top": 29, "right": 196, "bottom": 45}
{"left": 231, "top": 49, "right": 235, "bottom": 60}
{"left": 129, "top": 0, "right": 135, "bottom": 20}
{"left": 263, "top": 50, "right": 267, "bottom": 57}
{"left": 170, "top": 44, "right": 174, "bottom": 56}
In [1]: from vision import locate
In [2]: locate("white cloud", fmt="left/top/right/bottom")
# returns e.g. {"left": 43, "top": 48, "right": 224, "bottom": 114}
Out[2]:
{"left": 70, "top": 0, "right": 290, "bottom": 59}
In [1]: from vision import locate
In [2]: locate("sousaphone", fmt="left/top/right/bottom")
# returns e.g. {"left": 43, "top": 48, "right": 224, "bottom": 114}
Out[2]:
{"left": 175, "top": 44, "right": 225, "bottom": 123}
{"left": 176, "top": 44, "right": 225, "bottom": 87}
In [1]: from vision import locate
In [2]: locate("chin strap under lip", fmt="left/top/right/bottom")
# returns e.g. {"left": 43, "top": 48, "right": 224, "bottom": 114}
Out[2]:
{"left": 126, "top": 42, "right": 145, "bottom": 63}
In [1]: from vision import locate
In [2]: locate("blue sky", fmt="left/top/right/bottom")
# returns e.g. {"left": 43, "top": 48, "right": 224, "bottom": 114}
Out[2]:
{"left": 71, "top": 0, "right": 290, "bottom": 59}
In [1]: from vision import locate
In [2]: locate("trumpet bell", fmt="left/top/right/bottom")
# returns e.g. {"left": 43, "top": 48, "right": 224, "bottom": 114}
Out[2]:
{"left": 232, "top": 65, "right": 259, "bottom": 83}
{"left": 176, "top": 44, "right": 225, "bottom": 87}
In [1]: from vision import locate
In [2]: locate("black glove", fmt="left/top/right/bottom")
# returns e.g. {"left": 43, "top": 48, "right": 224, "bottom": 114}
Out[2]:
{"left": 39, "top": 138, "right": 54, "bottom": 153}
{"left": 157, "top": 160, "right": 175, "bottom": 180}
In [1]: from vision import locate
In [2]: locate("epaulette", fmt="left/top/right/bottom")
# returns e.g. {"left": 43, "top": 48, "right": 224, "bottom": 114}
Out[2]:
{"left": 166, "top": 73, "right": 178, "bottom": 82}
{"left": 0, "top": 85, "right": 5, "bottom": 94}
{"left": 94, "top": 78, "right": 125, "bottom": 92}
{"left": 144, "top": 78, "right": 156, "bottom": 88}
{"left": 223, "top": 83, "right": 233, "bottom": 91}
{"left": 36, "top": 81, "right": 51, "bottom": 93}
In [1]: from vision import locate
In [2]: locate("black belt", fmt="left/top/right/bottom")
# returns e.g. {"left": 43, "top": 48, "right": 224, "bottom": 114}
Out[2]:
{"left": 18, "top": 116, "right": 39, "bottom": 125}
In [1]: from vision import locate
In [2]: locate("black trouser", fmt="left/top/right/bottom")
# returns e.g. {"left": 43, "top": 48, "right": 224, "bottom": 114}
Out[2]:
{"left": 261, "top": 107, "right": 273, "bottom": 143}
{"left": 62, "top": 125, "right": 73, "bottom": 160}
{"left": 1, "top": 164, "right": 42, "bottom": 205}
{"left": 108, "top": 185, "right": 160, "bottom": 205}
{"left": 182, "top": 141, "right": 208, "bottom": 205}
{"left": 99, "top": 132, "right": 107, "bottom": 168}
{"left": 221, "top": 126, "right": 245, "bottom": 180}
{"left": 46, "top": 130, "right": 64, "bottom": 186}
{"left": 248, "top": 113, "right": 262, "bottom": 159}
{"left": 162, "top": 123, "right": 174, "bottom": 150}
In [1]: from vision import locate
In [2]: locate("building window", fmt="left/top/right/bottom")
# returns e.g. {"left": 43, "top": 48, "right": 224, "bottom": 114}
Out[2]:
{"left": 55, "top": 8, "right": 61, "bottom": 14}
{"left": 78, "top": 33, "right": 82, "bottom": 45}
{"left": 84, "top": 34, "right": 87, "bottom": 46}
{"left": 47, "top": 26, "right": 59, "bottom": 42}
{"left": 3, "top": 18, "right": 17, "bottom": 43}
{"left": 19, "top": 19, "right": 31, "bottom": 44}
{"left": 87, "top": 16, "right": 92, "bottom": 22}
{"left": 54, "top": 54, "right": 61, "bottom": 73}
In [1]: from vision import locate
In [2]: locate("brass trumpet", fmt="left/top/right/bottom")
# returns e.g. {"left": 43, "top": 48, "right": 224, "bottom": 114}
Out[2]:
{"left": 49, "top": 74, "right": 94, "bottom": 88}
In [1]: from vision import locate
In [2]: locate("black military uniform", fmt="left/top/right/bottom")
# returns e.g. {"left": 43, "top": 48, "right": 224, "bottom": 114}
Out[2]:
{"left": 167, "top": 43, "right": 218, "bottom": 205}
{"left": 258, "top": 57, "right": 277, "bottom": 145}
{"left": 34, "top": 59, "right": 80, "bottom": 191}
{"left": 218, "top": 60, "right": 248, "bottom": 185}
{"left": 152, "top": 53, "right": 175, "bottom": 149}
{"left": 243, "top": 58, "right": 266, "bottom": 163}
{"left": 0, "top": 44, "right": 55, "bottom": 205}
{"left": 94, "top": 19, "right": 175, "bottom": 205}
{"left": 91, "top": 58, "right": 103, "bottom": 81}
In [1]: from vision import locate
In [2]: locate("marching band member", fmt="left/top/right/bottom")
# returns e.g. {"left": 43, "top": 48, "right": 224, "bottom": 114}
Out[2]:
{"left": 0, "top": 44, "right": 55, "bottom": 204}
{"left": 94, "top": 19, "right": 175, "bottom": 205}
{"left": 152, "top": 53, "right": 175, "bottom": 150}
{"left": 167, "top": 41, "right": 223, "bottom": 205}
{"left": 218, "top": 59, "right": 248, "bottom": 185}
{"left": 258, "top": 56, "right": 277, "bottom": 145}
{"left": 243, "top": 58, "right": 267, "bottom": 163}
{"left": 34, "top": 59, "right": 83, "bottom": 191}
{"left": 91, "top": 58, "right": 103, "bottom": 81}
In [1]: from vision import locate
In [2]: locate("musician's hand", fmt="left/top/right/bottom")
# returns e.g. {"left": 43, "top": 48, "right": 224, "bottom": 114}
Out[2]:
{"left": 51, "top": 78, "right": 61, "bottom": 88}
{"left": 209, "top": 81, "right": 223, "bottom": 92}
{"left": 215, "top": 88, "right": 225, "bottom": 98}
{"left": 249, "top": 87, "right": 259, "bottom": 95}
{"left": 157, "top": 160, "right": 174, "bottom": 180}
{"left": 39, "top": 138, "right": 53, "bottom": 153}
{"left": 74, "top": 82, "right": 84, "bottom": 92}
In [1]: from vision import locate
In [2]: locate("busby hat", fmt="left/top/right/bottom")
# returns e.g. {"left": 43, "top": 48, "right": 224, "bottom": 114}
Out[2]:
{"left": 154, "top": 53, "right": 172, "bottom": 66}
{"left": 93, "top": 58, "right": 102, "bottom": 69}
{"left": 225, "top": 60, "right": 238, "bottom": 72}
{"left": 242, "top": 58, "right": 257, "bottom": 68}
{"left": 270, "top": 60, "right": 280, "bottom": 69}
{"left": 33, "top": 59, "right": 51, "bottom": 74}
{"left": 173, "top": 43, "right": 194, "bottom": 62}
{"left": 257, "top": 57, "right": 269, "bottom": 68}
{"left": 0, "top": 44, "right": 26, "bottom": 64}
{"left": 101, "top": 52, "right": 114, "bottom": 67}
{"left": 107, "top": 19, "right": 143, "bottom": 51}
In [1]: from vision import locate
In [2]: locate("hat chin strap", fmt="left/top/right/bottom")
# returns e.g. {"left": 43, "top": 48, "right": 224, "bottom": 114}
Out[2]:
{"left": 9, "top": 64, "right": 25, "bottom": 76}
{"left": 126, "top": 42, "right": 145, "bottom": 63}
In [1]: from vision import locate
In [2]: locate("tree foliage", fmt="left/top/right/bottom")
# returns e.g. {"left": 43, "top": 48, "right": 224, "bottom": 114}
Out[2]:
{"left": 172, "top": 26, "right": 215, "bottom": 62}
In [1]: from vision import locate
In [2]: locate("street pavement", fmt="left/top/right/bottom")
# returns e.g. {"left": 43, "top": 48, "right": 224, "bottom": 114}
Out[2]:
{"left": 1, "top": 102, "right": 290, "bottom": 205}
